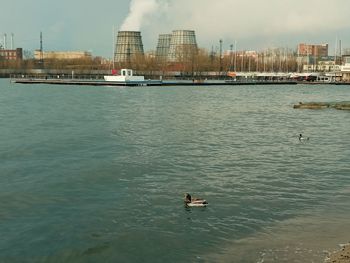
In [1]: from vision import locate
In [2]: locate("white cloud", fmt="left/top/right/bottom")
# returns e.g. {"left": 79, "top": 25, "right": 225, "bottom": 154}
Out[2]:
{"left": 137, "top": 0, "right": 350, "bottom": 50}
{"left": 121, "top": 0, "right": 159, "bottom": 31}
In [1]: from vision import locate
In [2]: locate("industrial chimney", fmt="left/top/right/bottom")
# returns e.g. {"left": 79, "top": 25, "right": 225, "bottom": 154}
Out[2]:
{"left": 11, "top": 33, "right": 14, "bottom": 50}
{"left": 3, "top": 34, "right": 7, "bottom": 49}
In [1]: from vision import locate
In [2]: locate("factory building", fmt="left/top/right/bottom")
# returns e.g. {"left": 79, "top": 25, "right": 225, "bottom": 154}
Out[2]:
{"left": 0, "top": 48, "right": 23, "bottom": 60}
{"left": 114, "top": 31, "right": 144, "bottom": 63}
{"left": 155, "top": 30, "right": 198, "bottom": 63}
{"left": 34, "top": 51, "right": 92, "bottom": 60}
{"left": 298, "top": 43, "right": 328, "bottom": 57}
{"left": 0, "top": 33, "right": 22, "bottom": 60}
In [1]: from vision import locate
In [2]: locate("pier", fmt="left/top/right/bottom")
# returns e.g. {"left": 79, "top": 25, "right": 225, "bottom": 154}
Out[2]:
{"left": 11, "top": 77, "right": 298, "bottom": 86}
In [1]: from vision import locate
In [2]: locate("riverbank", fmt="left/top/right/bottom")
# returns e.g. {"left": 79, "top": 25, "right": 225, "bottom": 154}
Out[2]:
{"left": 326, "top": 244, "right": 350, "bottom": 262}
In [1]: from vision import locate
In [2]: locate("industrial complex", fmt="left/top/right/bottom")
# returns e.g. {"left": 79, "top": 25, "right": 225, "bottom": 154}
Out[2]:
{"left": 0, "top": 33, "right": 23, "bottom": 61}
{"left": 1, "top": 29, "right": 350, "bottom": 82}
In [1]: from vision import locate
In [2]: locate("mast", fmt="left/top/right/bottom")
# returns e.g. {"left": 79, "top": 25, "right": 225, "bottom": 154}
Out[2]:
{"left": 334, "top": 36, "right": 338, "bottom": 66}
{"left": 219, "top": 39, "right": 223, "bottom": 72}
{"left": 339, "top": 39, "right": 342, "bottom": 62}
{"left": 234, "top": 41, "right": 237, "bottom": 72}
{"left": 112, "top": 26, "right": 116, "bottom": 69}
{"left": 229, "top": 44, "right": 233, "bottom": 71}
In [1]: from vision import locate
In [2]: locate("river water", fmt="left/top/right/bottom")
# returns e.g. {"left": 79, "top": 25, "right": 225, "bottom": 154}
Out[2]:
{"left": 0, "top": 79, "right": 349, "bottom": 262}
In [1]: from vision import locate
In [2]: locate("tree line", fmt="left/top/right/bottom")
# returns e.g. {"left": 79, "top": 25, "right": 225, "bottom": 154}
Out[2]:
{"left": 1, "top": 47, "right": 305, "bottom": 75}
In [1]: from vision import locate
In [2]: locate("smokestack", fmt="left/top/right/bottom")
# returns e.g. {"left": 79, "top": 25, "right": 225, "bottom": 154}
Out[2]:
{"left": 11, "top": 33, "right": 14, "bottom": 50}
{"left": 3, "top": 34, "right": 7, "bottom": 49}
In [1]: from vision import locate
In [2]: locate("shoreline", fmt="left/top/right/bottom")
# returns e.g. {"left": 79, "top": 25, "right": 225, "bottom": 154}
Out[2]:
{"left": 326, "top": 244, "right": 350, "bottom": 263}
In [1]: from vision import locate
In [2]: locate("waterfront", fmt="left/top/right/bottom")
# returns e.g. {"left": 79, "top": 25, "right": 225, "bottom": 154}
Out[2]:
{"left": 0, "top": 79, "right": 349, "bottom": 262}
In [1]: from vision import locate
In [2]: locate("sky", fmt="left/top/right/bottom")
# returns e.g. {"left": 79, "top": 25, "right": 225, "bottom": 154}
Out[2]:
{"left": 1, "top": 0, "right": 349, "bottom": 58}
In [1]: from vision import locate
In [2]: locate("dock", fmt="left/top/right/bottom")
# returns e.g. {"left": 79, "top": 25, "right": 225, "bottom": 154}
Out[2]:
{"left": 11, "top": 78, "right": 298, "bottom": 87}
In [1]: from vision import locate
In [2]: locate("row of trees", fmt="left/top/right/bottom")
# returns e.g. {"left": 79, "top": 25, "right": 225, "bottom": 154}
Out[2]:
{"left": 0, "top": 56, "right": 108, "bottom": 71}
{"left": 1, "top": 47, "right": 328, "bottom": 75}
{"left": 118, "top": 47, "right": 302, "bottom": 74}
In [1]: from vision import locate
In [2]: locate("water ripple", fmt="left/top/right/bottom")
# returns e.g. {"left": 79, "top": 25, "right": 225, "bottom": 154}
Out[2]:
{"left": 0, "top": 82, "right": 349, "bottom": 262}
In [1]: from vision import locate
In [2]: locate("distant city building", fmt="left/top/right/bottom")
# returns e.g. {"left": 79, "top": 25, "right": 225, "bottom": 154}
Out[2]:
{"left": 344, "top": 56, "right": 350, "bottom": 64}
{"left": 230, "top": 50, "right": 257, "bottom": 59}
{"left": 343, "top": 48, "right": 350, "bottom": 56}
{"left": 298, "top": 43, "right": 328, "bottom": 57}
{"left": 303, "top": 61, "right": 341, "bottom": 72}
{"left": 114, "top": 31, "right": 144, "bottom": 63}
{"left": 34, "top": 50, "right": 92, "bottom": 60}
{"left": 0, "top": 48, "right": 23, "bottom": 61}
{"left": 341, "top": 55, "right": 350, "bottom": 81}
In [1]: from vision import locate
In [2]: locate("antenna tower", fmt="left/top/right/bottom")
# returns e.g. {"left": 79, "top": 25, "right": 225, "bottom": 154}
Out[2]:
{"left": 40, "top": 31, "right": 44, "bottom": 64}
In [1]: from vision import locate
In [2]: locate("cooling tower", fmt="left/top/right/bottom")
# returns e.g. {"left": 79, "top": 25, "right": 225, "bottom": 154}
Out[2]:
{"left": 114, "top": 31, "right": 144, "bottom": 63}
{"left": 167, "top": 30, "right": 198, "bottom": 62}
{"left": 155, "top": 34, "right": 172, "bottom": 62}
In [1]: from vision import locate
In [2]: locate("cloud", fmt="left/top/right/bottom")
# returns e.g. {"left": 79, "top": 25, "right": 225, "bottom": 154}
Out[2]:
{"left": 120, "top": 0, "right": 159, "bottom": 31}
{"left": 135, "top": 0, "right": 350, "bottom": 50}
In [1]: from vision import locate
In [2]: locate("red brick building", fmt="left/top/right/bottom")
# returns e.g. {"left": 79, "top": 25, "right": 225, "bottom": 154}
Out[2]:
{"left": 297, "top": 43, "right": 328, "bottom": 57}
{"left": 0, "top": 48, "right": 23, "bottom": 60}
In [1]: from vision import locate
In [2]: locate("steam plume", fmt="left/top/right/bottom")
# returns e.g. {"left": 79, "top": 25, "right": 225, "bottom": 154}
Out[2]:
{"left": 120, "top": 0, "right": 159, "bottom": 31}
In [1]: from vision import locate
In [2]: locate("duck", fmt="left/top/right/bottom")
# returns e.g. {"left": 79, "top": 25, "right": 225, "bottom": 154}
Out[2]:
{"left": 299, "top": 134, "right": 309, "bottom": 141}
{"left": 184, "top": 193, "right": 208, "bottom": 207}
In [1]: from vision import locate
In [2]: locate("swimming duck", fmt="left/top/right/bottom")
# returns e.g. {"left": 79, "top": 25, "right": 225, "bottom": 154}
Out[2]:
{"left": 299, "top": 134, "right": 309, "bottom": 141}
{"left": 184, "top": 193, "right": 208, "bottom": 207}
